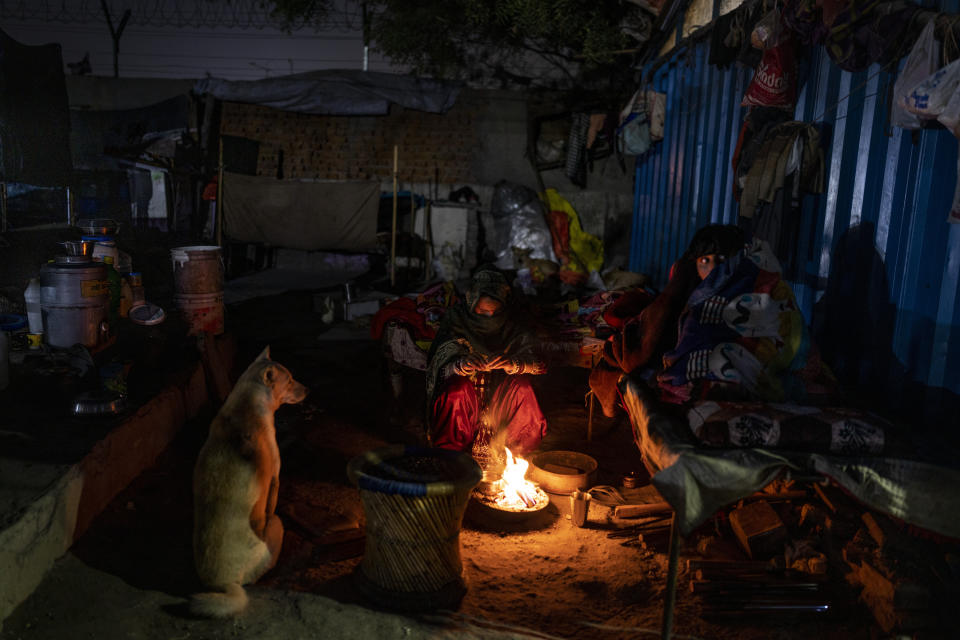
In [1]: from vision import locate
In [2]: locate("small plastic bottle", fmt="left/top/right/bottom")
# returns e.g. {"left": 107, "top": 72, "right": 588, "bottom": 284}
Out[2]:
{"left": 24, "top": 278, "right": 42, "bottom": 334}
{"left": 103, "top": 255, "right": 121, "bottom": 330}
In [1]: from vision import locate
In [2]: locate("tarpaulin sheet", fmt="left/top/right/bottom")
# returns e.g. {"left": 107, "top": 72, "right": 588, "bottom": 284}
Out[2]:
{"left": 622, "top": 379, "right": 960, "bottom": 539}
{"left": 70, "top": 95, "right": 190, "bottom": 165}
{"left": 65, "top": 76, "right": 194, "bottom": 111}
{"left": 194, "top": 69, "right": 460, "bottom": 115}
{"left": 222, "top": 172, "right": 379, "bottom": 251}
{"left": 0, "top": 29, "right": 72, "bottom": 186}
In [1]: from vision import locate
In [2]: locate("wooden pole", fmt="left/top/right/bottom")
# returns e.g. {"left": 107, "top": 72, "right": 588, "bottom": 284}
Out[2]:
{"left": 424, "top": 200, "right": 433, "bottom": 282}
{"left": 215, "top": 137, "right": 224, "bottom": 247}
{"left": 390, "top": 145, "right": 398, "bottom": 288}
{"left": 410, "top": 188, "right": 417, "bottom": 279}
{"left": 0, "top": 182, "right": 7, "bottom": 233}
{"left": 661, "top": 513, "right": 681, "bottom": 640}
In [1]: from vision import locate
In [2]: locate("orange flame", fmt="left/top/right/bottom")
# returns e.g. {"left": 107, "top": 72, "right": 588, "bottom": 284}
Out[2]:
{"left": 495, "top": 447, "right": 539, "bottom": 509}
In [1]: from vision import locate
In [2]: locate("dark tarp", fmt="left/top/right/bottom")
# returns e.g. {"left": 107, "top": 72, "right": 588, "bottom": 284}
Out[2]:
{"left": 222, "top": 172, "right": 379, "bottom": 251}
{"left": 65, "top": 75, "right": 195, "bottom": 111}
{"left": 193, "top": 69, "right": 461, "bottom": 116}
{"left": 0, "top": 29, "right": 72, "bottom": 186}
{"left": 70, "top": 95, "right": 190, "bottom": 167}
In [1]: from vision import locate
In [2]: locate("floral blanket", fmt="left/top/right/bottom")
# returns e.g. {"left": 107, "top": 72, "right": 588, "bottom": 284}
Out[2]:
{"left": 658, "top": 240, "right": 837, "bottom": 404}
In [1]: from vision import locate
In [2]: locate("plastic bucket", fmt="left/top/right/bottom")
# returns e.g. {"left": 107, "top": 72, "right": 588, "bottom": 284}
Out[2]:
{"left": 174, "top": 292, "right": 223, "bottom": 336}
{"left": 171, "top": 246, "right": 223, "bottom": 295}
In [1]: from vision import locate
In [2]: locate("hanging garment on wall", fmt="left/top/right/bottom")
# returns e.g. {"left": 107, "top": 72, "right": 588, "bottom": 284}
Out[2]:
{"left": 783, "top": 0, "right": 925, "bottom": 73}
{"left": 741, "top": 175, "right": 804, "bottom": 279}
{"left": 0, "top": 29, "right": 72, "bottom": 186}
{"left": 738, "top": 122, "right": 824, "bottom": 219}
{"left": 732, "top": 106, "right": 794, "bottom": 201}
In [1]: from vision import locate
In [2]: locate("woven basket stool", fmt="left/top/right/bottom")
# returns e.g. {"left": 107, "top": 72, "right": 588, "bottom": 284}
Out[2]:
{"left": 347, "top": 445, "right": 482, "bottom": 611}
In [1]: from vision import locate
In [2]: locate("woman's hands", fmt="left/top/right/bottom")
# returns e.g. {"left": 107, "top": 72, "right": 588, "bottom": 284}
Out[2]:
{"left": 456, "top": 354, "right": 547, "bottom": 376}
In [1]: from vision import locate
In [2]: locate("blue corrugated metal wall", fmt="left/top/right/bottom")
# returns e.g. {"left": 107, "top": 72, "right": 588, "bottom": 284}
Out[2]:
{"left": 629, "top": 5, "right": 960, "bottom": 427}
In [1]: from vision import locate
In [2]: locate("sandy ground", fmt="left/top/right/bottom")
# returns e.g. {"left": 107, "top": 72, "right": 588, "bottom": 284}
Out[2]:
{"left": 0, "top": 290, "right": 885, "bottom": 640}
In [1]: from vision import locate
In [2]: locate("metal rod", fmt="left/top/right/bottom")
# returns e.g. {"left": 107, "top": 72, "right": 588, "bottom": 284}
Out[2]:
{"left": 424, "top": 200, "right": 433, "bottom": 282}
{"left": 390, "top": 145, "right": 398, "bottom": 288}
{"left": 661, "top": 512, "right": 681, "bottom": 640}
{"left": 1, "top": 181, "right": 7, "bottom": 233}
{"left": 216, "top": 137, "right": 224, "bottom": 247}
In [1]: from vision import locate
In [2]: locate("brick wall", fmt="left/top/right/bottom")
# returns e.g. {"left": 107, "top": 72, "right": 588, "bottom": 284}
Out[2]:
{"left": 219, "top": 96, "right": 480, "bottom": 183}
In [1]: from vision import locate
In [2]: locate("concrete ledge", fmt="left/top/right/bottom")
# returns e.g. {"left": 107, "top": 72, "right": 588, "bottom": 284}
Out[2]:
{"left": 0, "top": 335, "right": 236, "bottom": 629}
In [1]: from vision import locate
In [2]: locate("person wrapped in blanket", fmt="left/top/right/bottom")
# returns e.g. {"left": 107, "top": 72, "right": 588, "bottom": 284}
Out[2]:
{"left": 658, "top": 235, "right": 837, "bottom": 405}
{"left": 426, "top": 266, "right": 548, "bottom": 470}
{"left": 589, "top": 224, "right": 747, "bottom": 416}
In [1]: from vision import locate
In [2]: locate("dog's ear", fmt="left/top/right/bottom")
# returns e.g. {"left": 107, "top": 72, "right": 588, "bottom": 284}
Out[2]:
{"left": 257, "top": 346, "right": 271, "bottom": 361}
{"left": 261, "top": 364, "right": 277, "bottom": 386}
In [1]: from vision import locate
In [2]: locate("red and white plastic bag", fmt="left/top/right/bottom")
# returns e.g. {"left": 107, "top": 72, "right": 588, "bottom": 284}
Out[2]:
{"left": 742, "top": 34, "right": 797, "bottom": 110}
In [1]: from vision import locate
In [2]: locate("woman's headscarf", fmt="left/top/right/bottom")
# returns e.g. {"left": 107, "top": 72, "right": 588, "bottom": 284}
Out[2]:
{"left": 426, "top": 266, "right": 537, "bottom": 402}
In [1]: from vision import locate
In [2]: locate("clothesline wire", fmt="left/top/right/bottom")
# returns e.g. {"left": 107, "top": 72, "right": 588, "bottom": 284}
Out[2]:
{"left": 812, "top": 56, "right": 900, "bottom": 124}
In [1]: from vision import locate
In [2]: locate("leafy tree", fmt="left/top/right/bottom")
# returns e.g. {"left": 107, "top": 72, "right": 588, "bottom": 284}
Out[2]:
{"left": 269, "top": 0, "right": 652, "bottom": 89}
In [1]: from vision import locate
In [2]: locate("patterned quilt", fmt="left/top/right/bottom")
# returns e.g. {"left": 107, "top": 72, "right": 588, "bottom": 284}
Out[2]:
{"left": 687, "top": 400, "right": 906, "bottom": 456}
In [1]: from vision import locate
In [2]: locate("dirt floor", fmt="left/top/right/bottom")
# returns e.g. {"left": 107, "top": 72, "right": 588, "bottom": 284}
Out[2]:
{"left": 0, "top": 290, "right": 894, "bottom": 639}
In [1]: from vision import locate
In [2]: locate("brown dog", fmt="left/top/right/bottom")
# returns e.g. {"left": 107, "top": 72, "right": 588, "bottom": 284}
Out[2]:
{"left": 190, "top": 346, "right": 307, "bottom": 617}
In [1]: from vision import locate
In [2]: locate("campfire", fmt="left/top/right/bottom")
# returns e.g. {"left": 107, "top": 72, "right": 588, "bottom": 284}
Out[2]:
{"left": 474, "top": 447, "right": 549, "bottom": 514}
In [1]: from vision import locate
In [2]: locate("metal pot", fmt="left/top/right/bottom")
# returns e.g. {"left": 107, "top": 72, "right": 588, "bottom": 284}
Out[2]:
{"left": 39, "top": 261, "right": 109, "bottom": 348}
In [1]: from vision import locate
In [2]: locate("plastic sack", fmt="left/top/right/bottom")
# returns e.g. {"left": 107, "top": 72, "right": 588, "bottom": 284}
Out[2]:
{"left": 751, "top": 8, "right": 782, "bottom": 49}
{"left": 742, "top": 36, "right": 797, "bottom": 109}
{"left": 488, "top": 181, "right": 557, "bottom": 270}
{"left": 892, "top": 20, "right": 940, "bottom": 130}
{"left": 616, "top": 112, "right": 651, "bottom": 156}
{"left": 616, "top": 89, "right": 650, "bottom": 155}
{"left": 906, "top": 58, "right": 960, "bottom": 121}
{"left": 648, "top": 91, "right": 666, "bottom": 141}
{"left": 542, "top": 189, "right": 604, "bottom": 274}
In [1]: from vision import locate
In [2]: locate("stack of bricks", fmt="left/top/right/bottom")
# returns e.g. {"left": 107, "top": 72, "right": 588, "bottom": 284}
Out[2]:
{"left": 220, "top": 97, "right": 480, "bottom": 184}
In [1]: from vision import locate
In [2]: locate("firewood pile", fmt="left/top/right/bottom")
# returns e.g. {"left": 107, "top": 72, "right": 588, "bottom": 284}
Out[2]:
{"left": 601, "top": 479, "right": 960, "bottom": 634}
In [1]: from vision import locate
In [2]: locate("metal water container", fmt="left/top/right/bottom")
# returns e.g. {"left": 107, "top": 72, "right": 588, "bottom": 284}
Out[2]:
{"left": 39, "top": 257, "right": 109, "bottom": 348}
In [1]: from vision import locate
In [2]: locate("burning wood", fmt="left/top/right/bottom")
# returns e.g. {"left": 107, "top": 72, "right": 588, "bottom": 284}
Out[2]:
{"left": 495, "top": 448, "right": 543, "bottom": 510}
{"left": 472, "top": 448, "right": 549, "bottom": 514}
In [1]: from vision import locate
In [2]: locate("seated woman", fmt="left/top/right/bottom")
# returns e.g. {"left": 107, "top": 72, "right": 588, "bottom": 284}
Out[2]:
{"left": 658, "top": 237, "right": 838, "bottom": 405}
{"left": 426, "top": 266, "right": 548, "bottom": 468}
{"left": 590, "top": 224, "right": 746, "bottom": 416}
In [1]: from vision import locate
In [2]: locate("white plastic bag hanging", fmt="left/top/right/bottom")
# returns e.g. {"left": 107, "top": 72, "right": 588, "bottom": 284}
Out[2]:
{"left": 750, "top": 9, "right": 782, "bottom": 49}
{"left": 892, "top": 20, "right": 940, "bottom": 130}
{"left": 938, "top": 81, "right": 960, "bottom": 137}
{"left": 906, "top": 58, "right": 960, "bottom": 120}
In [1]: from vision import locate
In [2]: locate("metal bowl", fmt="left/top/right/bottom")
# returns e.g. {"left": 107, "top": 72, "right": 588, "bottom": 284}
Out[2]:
{"left": 72, "top": 390, "right": 126, "bottom": 416}
{"left": 60, "top": 240, "right": 94, "bottom": 256}
{"left": 528, "top": 451, "right": 598, "bottom": 495}
{"left": 75, "top": 218, "right": 120, "bottom": 236}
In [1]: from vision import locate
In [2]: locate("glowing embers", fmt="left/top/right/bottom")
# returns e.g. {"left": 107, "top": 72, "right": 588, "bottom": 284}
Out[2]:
{"left": 474, "top": 448, "right": 549, "bottom": 513}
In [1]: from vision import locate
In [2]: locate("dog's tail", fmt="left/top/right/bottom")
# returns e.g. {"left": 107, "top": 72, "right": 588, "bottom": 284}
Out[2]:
{"left": 189, "top": 583, "right": 248, "bottom": 618}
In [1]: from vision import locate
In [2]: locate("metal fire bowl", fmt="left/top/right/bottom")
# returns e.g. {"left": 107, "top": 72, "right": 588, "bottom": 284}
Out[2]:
{"left": 466, "top": 487, "right": 550, "bottom": 526}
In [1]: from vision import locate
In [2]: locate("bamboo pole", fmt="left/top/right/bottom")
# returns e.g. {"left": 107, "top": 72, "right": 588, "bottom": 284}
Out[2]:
{"left": 424, "top": 200, "right": 433, "bottom": 281}
{"left": 390, "top": 145, "right": 398, "bottom": 288}
{"left": 215, "top": 137, "right": 224, "bottom": 247}
{"left": 0, "top": 182, "right": 7, "bottom": 233}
